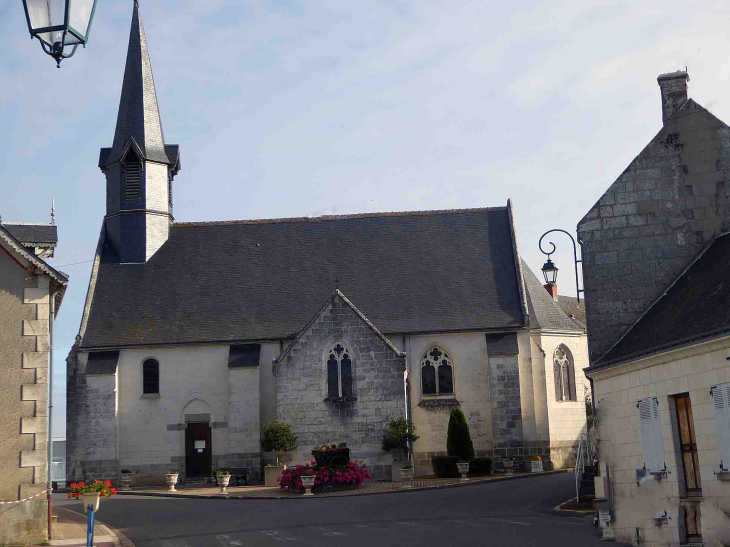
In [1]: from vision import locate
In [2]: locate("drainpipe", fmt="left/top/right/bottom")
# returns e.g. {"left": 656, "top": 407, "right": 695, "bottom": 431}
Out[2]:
{"left": 47, "top": 286, "right": 60, "bottom": 541}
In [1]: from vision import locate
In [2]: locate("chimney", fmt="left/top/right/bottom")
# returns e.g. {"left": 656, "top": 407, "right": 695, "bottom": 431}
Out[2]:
{"left": 657, "top": 70, "right": 689, "bottom": 122}
{"left": 544, "top": 282, "right": 558, "bottom": 301}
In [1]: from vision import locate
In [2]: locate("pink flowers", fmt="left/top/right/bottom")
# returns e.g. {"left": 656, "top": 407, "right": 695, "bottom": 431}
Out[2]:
{"left": 280, "top": 461, "right": 370, "bottom": 490}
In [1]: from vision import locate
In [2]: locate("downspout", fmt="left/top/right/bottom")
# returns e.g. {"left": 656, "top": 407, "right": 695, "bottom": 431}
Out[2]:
{"left": 47, "top": 286, "right": 61, "bottom": 541}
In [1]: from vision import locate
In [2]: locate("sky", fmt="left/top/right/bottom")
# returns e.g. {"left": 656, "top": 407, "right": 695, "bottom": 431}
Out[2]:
{"left": 2, "top": 0, "right": 730, "bottom": 437}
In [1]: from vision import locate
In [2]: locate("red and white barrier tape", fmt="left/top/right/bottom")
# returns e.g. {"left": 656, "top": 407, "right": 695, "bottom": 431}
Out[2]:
{"left": 0, "top": 489, "right": 51, "bottom": 506}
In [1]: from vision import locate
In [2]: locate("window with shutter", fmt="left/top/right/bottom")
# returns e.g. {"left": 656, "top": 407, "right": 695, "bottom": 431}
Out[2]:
{"left": 638, "top": 397, "right": 664, "bottom": 472}
{"left": 712, "top": 383, "right": 730, "bottom": 471}
{"left": 124, "top": 160, "right": 141, "bottom": 200}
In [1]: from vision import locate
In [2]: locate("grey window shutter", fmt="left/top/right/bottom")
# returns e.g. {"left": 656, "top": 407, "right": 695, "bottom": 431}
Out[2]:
{"left": 712, "top": 384, "right": 730, "bottom": 470}
{"left": 638, "top": 397, "right": 664, "bottom": 472}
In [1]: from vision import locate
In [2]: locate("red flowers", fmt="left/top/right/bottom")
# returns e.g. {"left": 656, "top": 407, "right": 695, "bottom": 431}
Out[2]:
{"left": 67, "top": 479, "right": 117, "bottom": 499}
{"left": 280, "top": 461, "right": 370, "bottom": 491}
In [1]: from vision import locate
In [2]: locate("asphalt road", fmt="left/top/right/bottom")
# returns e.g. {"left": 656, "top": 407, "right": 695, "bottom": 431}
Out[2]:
{"left": 56, "top": 472, "right": 604, "bottom": 546}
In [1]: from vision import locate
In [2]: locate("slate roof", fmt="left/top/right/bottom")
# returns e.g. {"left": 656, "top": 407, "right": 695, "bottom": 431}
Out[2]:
{"left": 80, "top": 207, "right": 526, "bottom": 349}
{"left": 591, "top": 233, "right": 730, "bottom": 371}
{"left": 522, "top": 260, "right": 583, "bottom": 331}
{"left": 556, "top": 296, "right": 586, "bottom": 329}
{"left": 3, "top": 224, "right": 58, "bottom": 245}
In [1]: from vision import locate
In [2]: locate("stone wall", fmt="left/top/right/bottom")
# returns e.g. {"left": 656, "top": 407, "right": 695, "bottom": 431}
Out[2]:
{"left": 275, "top": 294, "right": 406, "bottom": 479}
{"left": 0, "top": 249, "right": 50, "bottom": 545}
{"left": 578, "top": 72, "right": 730, "bottom": 362}
{"left": 590, "top": 336, "right": 730, "bottom": 546}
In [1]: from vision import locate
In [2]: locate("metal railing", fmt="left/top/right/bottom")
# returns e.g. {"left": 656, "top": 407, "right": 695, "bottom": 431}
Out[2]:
{"left": 575, "top": 432, "right": 594, "bottom": 501}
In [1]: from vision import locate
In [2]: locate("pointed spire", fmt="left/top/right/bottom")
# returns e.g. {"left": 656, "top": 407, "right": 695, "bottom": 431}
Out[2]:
{"left": 108, "top": 0, "right": 170, "bottom": 165}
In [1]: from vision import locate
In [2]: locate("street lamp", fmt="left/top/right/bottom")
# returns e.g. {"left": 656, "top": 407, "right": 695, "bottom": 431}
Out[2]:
{"left": 538, "top": 229, "right": 584, "bottom": 303}
{"left": 22, "top": 0, "right": 99, "bottom": 67}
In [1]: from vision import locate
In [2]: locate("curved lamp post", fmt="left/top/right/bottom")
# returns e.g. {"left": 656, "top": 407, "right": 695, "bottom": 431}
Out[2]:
{"left": 538, "top": 229, "right": 584, "bottom": 303}
{"left": 22, "top": 0, "right": 99, "bottom": 67}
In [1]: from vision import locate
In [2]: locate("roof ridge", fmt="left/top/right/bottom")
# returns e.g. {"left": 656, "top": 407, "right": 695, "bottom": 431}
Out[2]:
{"left": 174, "top": 206, "right": 507, "bottom": 227}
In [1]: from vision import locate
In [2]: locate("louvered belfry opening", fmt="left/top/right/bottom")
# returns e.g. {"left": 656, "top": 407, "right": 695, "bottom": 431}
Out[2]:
{"left": 123, "top": 152, "right": 142, "bottom": 201}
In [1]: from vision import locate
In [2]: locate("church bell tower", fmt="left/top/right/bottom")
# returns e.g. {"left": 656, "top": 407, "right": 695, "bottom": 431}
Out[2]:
{"left": 99, "top": 0, "right": 180, "bottom": 263}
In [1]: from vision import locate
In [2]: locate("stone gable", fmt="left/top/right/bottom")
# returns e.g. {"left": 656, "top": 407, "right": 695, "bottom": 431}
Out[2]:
{"left": 275, "top": 293, "right": 406, "bottom": 479}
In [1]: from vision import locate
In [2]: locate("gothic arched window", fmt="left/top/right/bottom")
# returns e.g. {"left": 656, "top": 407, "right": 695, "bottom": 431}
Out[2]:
{"left": 553, "top": 345, "right": 576, "bottom": 402}
{"left": 421, "top": 346, "right": 454, "bottom": 396}
{"left": 143, "top": 359, "right": 159, "bottom": 394}
{"left": 326, "top": 343, "right": 353, "bottom": 400}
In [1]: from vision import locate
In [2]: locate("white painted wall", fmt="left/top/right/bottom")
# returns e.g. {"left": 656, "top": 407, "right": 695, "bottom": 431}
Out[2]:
{"left": 591, "top": 337, "right": 730, "bottom": 547}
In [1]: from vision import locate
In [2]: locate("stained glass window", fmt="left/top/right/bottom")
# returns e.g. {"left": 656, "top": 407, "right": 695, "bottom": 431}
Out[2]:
{"left": 421, "top": 347, "right": 454, "bottom": 396}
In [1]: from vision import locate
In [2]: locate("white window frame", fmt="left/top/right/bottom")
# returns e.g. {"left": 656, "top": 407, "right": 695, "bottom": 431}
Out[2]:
{"left": 638, "top": 396, "right": 665, "bottom": 473}
{"left": 711, "top": 383, "right": 730, "bottom": 471}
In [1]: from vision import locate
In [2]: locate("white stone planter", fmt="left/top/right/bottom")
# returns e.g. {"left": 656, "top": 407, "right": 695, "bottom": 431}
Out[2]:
{"left": 265, "top": 465, "right": 286, "bottom": 487}
{"left": 531, "top": 459, "right": 544, "bottom": 473}
{"left": 81, "top": 492, "right": 101, "bottom": 513}
{"left": 119, "top": 473, "right": 133, "bottom": 491}
{"left": 217, "top": 474, "right": 231, "bottom": 494}
{"left": 457, "top": 462, "right": 470, "bottom": 482}
{"left": 301, "top": 475, "right": 316, "bottom": 496}
{"left": 503, "top": 459, "right": 514, "bottom": 475}
{"left": 166, "top": 473, "right": 179, "bottom": 492}
{"left": 399, "top": 467, "right": 413, "bottom": 488}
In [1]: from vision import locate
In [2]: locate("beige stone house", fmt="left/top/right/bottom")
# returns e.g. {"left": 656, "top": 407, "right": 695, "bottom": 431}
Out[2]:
{"left": 0, "top": 222, "right": 67, "bottom": 546}
{"left": 66, "top": 2, "right": 589, "bottom": 485}
{"left": 580, "top": 71, "right": 730, "bottom": 546}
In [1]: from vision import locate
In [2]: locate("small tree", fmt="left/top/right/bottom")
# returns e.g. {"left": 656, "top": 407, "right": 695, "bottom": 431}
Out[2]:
{"left": 382, "top": 418, "right": 419, "bottom": 459}
{"left": 261, "top": 422, "right": 298, "bottom": 466}
{"left": 446, "top": 407, "right": 475, "bottom": 462}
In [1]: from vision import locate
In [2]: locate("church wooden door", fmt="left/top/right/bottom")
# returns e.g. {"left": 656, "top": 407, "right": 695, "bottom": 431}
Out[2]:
{"left": 185, "top": 422, "right": 212, "bottom": 477}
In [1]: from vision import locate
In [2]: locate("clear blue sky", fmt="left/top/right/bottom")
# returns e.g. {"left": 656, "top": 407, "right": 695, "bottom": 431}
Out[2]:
{"left": 2, "top": 0, "right": 728, "bottom": 436}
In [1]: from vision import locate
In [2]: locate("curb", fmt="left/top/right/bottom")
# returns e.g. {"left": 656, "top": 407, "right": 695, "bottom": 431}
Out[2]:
{"left": 553, "top": 498, "right": 596, "bottom": 515}
{"left": 52, "top": 507, "right": 134, "bottom": 547}
{"left": 117, "top": 470, "right": 567, "bottom": 500}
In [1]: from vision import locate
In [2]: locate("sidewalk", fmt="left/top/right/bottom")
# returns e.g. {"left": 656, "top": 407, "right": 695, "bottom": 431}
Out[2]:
{"left": 119, "top": 470, "right": 565, "bottom": 499}
{"left": 48, "top": 506, "right": 131, "bottom": 547}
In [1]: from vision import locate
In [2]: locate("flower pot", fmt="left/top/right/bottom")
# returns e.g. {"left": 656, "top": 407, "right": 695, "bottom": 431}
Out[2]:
{"left": 217, "top": 475, "right": 231, "bottom": 494}
{"left": 166, "top": 473, "right": 179, "bottom": 492}
{"left": 119, "top": 473, "right": 133, "bottom": 492}
{"left": 457, "top": 462, "right": 470, "bottom": 482}
{"left": 81, "top": 492, "right": 101, "bottom": 513}
{"left": 265, "top": 465, "right": 286, "bottom": 487}
{"left": 301, "top": 475, "right": 316, "bottom": 496}
{"left": 503, "top": 459, "right": 514, "bottom": 475}
{"left": 399, "top": 468, "right": 413, "bottom": 488}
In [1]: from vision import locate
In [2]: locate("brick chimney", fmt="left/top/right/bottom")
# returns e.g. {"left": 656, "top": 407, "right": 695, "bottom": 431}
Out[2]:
{"left": 658, "top": 70, "right": 689, "bottom": 122}
{"left": 544, "top": 282, "right": 558, "bottom": 301}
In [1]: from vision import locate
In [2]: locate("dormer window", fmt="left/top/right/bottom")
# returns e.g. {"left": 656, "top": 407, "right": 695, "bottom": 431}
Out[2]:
{"left": 123, "top": 151, "right": 142, "bottom": 201}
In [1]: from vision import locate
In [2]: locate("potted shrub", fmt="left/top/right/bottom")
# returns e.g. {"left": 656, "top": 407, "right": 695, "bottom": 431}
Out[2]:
{"left": 261, "top": 422, "right": 298, "bottom": 487}
{"left": 311, "top": 443, "right": 350, "bottom": 468}
{"left": 166, "top": 470, "right": 179, "bottom": 492}
{"left": 446, "top": 407, "right": 475, "bottom": 482}
{"left": 216, "top": 470, "right": 231, "bottom": 494}
{"left": 67, "top": 480, "right": 116, "bottom": 513}
{"left": 119, "top": 469, "right": 134, "bottom": 491}
{"left": 382, "top": 418, "right": 419, "bottom": 480}
{"left": 300, "top": 470, "right": 316, "bottom": 496}
{"left": 399, "top": 464, "right": 414, "bottom": 488}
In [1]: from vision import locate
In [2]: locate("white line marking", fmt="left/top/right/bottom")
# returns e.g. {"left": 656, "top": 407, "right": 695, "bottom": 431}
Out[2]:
{"left": 217, "top": 534, "right": 243, "bottom": 546}
{"left": 314, "top": 526, "right": 347, "bottom": 537}
{"left": 490, "top": 518, "right": 532, "bottom": 526}
{"left": 397, "top": 521, "right": 441, "bottom": 530}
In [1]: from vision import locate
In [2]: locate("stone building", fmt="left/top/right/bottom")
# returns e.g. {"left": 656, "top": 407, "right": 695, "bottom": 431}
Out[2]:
{"left": 580, "top": 72, "right": 730, "bottom": 546}
{"left": 0, "top": 221, "right": 67, "bottom": 546}
{"left": 66, "top": 2, "right": 589, "bottom": 485}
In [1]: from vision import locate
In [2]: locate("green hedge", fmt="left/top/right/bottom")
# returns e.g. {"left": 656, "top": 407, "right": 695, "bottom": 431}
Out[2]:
{"left": 431, "top": 456, "right": 460, "bottom": 478}
{"left": 468, "top": 457, "right": 492, "bottom": 475}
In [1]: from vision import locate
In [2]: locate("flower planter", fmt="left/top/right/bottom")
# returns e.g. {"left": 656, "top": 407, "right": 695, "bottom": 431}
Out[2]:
{"left": 166, "top": 473, "right": 179, "bottom": 492}
{"left": 503, "top": 459, "right": 514, "bottom": 475}
{"left": 457, "top": 462, "right": 470, "bottom": 482}
{"left": 217, "top": 475, "right": 231, "bottom": 494}
{"left": 265, "top": 465, "right": 286, "bottom": 487}
{"left": 531, "top": 459, "right": 544, "bottom": 473}
{"left": 311, "top": 448, "right": 351, "bottom": 468}
{"left": 119, "top": 473, "right": 133, "bottom": 492}
{"left": 81, "top": 492, "right": 101, "bottom": 513}
{"left": 399, "top": 467, "right": 413, "bottom": 488}
{"left": 301, "top": 475, "right": 316, "bottom": 496}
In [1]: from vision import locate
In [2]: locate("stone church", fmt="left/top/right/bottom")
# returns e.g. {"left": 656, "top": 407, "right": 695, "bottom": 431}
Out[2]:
{"left": 66, "top": 2, "right": 589, "bottom": 484}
